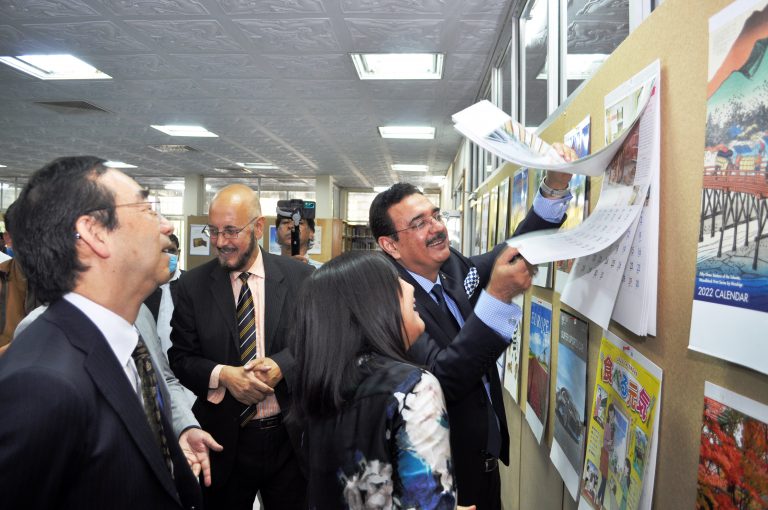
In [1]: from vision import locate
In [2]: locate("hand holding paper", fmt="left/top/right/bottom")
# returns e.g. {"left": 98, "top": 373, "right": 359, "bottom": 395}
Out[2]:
{"left": 486, "top": 246, "right": 533, "bottom": 303}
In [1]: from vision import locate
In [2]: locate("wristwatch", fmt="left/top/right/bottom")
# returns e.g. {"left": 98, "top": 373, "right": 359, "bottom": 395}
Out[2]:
{"left": 540, "top": 178, "right": 570, "bottom": 198}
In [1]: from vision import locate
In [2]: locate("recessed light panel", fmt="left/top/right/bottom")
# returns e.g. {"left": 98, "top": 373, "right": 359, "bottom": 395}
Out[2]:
{"left": 0, "top": 55, "right": 112, "bottom": 80}
{"left": 378, "top": 126, "right": 435, "bottom": 139}
{"left": 236, "top": 162, "right": 278, "bottom": 170}
{"left": 392, "top": 164, "right": 429, "bottom": 172}
{"left": 151, "top": 125, "right": 218, "bottom": 137}
{"left": 351, "top": 53, "right": 444, "bottom": 80}
{"left": 104, "top": 161, "right": 137, "bottom": 169}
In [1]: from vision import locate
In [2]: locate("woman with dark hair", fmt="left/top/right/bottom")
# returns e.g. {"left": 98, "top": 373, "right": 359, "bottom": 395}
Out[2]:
{"left": 294, "top": 251, "right": 458, "bottom": 509}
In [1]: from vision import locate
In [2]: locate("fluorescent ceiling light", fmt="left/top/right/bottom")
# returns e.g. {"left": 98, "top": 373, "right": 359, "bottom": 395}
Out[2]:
{"left": 236, "top": 162, "right": 278, "bottom": 170}
{"left": 0, "top": 54, "right": 112, "bottom": 80}
{"left": 0, "top": 164, "right": 6, "bottom": 168}
{"left": 351, "top": 53, "right": 443, "bottom": 80}
{"left": 378, "top": 126, "right": 435, "bottom": 139}
{"left": 151, "top": 125, "right": 218, "bottom": 137}
{"left": 164, "top": 182, "right": 185, "bottom": 191}
{"left": 392, "top": 164, "right": 428, "bottom": 172}
{"left": 373, "top": 186, "right": 390, "bottom": 192}
{"left": 536, "top": 53, "right": 608, "bottom": 81}
{"left": 426, "top": 175, "right": 446, "bottom": 184}
{"left": 104, "top": 161, "right": 137, "bottom": 169}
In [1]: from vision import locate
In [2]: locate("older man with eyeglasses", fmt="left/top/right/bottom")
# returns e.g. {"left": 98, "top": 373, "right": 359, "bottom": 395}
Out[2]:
{"left": 168, "top": 184, "right": 313, "bottom": 510}
{"left": 0, "top": 156, "right": 202, "bottom": 509}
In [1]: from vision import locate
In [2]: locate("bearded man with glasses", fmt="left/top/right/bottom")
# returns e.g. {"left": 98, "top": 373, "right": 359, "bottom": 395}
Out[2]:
{"left": 368, "top": 146, "right": 576, "bottom": 510}
{"left": 169, "top": 184, "right": 313, "bottom": 510}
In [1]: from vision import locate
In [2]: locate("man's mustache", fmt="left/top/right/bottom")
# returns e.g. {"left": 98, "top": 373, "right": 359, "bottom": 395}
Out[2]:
{"left": 426, "top": 231, "right": 447, "bottom": 246}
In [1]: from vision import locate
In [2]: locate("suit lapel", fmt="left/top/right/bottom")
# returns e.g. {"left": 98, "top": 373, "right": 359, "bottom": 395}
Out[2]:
{"left": 209, "top": 263, "right": 239, "bottom": 357}
{"left": 48, "top": 300, "right": 181, "bottom": 505}
{"left": 261, "top": 249, "right": 286, "bottom": 352}
{"left": 440, "top": 270, "right": 473, "bottom": 320}
{"left": 395, "top": 264, "right": 458, "bottom": 341}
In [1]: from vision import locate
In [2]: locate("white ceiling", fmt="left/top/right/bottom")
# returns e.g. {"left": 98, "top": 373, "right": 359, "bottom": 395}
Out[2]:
{"left": 0, "top": 0, "right": 515, "bottom": 192}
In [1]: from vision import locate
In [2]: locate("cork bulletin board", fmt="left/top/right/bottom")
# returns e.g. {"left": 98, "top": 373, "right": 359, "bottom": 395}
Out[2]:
{"left": 472, "top": 0, "right": 768, "bottom": 508}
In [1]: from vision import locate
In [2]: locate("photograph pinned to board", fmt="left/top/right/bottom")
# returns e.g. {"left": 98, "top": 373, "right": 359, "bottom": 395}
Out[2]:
{"left": 497, "top": 177, "right": 511, "bottom": 243}
{"left": 689, "top": 0, "right": 768, "bottom": 375}
{"left": 533, "top": 170, "right": 554, "bottom": 289}
{"left": 556, "top": 117, "right": 592, "bottom": 294}
{"left": 696, "top": 381, "right": 768, "bottom": 509}
{"left": 480, "top": 193, "right": 490, "bottom": 256}
{"left": 579, "top": 331, "right": 662, "bottom": 510}
{"left": 189, "top": 224, "right": 210, "bottom": 256}
{"left": 525, "top": 297, "right": 553, "bottom": 443}
{"left": 510, "top": 167, "right": 529, "bottom": 233}
{"left": 503, "top": 294, "right": 525, "bottom": 403}
{"left": 551, "top": 311, "right": 589, "bottom": 501}
{"left": 472, "top": 198, "right": 483, "bottom": 257}
{"left": 488, "top": 186, "right": 499, "bottom": 251}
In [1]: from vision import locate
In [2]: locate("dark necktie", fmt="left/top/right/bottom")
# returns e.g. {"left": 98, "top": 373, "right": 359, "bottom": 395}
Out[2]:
{"left": 237, "top": 272, "right": 259, "bottom": 426}
{"left": 431, "top": 283, "right": 459, "bottom": 330}
{"left": 132, "top": 337, "right": 174, "bottom": 476}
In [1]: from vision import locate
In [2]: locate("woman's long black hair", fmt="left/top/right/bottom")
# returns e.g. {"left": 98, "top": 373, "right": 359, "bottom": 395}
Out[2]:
{"left": 293, "top": 251, "right": 411, "bottom": 418}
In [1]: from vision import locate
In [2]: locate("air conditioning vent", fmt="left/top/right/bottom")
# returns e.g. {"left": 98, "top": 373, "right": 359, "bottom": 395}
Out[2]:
{"left": 34, "top": 101, "right": 110, "bottom": 114}
{"left": 149, "top": 144, "right": 199, "bottom": 153}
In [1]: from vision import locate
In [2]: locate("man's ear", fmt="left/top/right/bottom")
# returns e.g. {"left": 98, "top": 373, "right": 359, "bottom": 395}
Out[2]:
{"left": 74, "top": 215, "right": 111, "bottom": 259}
{"left": 253, "top": 216, "right": 266, "bottom": 240}
{"left": 377, "top": 236, "right": 400, "bottom": 260}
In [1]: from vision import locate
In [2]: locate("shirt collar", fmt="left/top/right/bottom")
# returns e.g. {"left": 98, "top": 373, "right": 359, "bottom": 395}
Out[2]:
{"left": 230, "top": 245, "right": 265, "bottom": 284}
{"left": 63, "top": 292, "right": 138, "bottom": 368}
{"left": 406, "top": 268, "right": 443, "bottom": 295}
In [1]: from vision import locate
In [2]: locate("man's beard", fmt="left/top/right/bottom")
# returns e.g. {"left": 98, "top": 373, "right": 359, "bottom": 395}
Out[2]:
{"left": 217, "top": 229, "right": 257, "bottom": 271}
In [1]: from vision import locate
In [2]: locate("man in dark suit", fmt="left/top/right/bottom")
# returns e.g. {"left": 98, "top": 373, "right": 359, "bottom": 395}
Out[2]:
{"left": 169, "top": 184, "right": 313, "bottom": 510}
{"left": 368, "top": 164, "right": 574, "bottom": 510}
{"left": 0, "top": 156, "right": 202, "bottom": 509}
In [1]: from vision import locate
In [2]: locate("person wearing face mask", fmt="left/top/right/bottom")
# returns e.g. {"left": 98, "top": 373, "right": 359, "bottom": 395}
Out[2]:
{"left": 294, "top": 251, "right": 473, "bottom": 509}
{"left": 275, "top": 216, "right": 322, "bottom": 268}
{"left": 144, "top": 233, "right": 184, "bottom": 353}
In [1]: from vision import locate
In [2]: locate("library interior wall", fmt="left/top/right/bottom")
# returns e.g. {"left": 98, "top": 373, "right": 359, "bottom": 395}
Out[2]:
{"left": 468, "top": 0, "right": 768, "bottom": 508}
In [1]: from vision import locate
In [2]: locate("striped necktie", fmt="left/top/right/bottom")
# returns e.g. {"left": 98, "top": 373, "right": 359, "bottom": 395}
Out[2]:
{"left": 237, "top": 272, "right": 260, "bottom": 425}
{"left": 132, "top": 337, "right": 174, "bottom": 476}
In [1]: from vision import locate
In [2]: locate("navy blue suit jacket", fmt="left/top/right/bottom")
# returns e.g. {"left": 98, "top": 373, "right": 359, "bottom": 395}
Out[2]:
{"left": 399, "top": 209, "right": 565, "bottom": 502}
{"left": 0, "top": 299, "right": 202, "bottom": 510}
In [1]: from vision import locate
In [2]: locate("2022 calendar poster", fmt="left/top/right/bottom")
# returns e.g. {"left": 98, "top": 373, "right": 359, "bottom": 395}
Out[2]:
{"left": 690, "top": 0, "right": 768, "bottom": 375}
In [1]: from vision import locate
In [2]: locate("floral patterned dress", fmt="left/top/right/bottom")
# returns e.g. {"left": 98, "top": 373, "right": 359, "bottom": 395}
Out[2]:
{"left": 306, "top": 354, "right": 456, "bottom": 509}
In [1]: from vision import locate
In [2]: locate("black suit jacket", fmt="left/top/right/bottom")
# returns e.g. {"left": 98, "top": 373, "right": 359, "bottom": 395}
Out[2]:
{"left": 0, "top": 299, "right": 202, "bottom": 510}
{"left": 168, "top": 248, "right": 314, "bottom": 486}
{"left": 401, "top": 209, "right": 565, "bottom": 501}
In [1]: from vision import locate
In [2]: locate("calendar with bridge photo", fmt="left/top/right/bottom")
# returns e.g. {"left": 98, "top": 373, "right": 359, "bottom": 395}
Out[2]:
{"left": 690, "top": 0, "right": 768, "bottom": 376}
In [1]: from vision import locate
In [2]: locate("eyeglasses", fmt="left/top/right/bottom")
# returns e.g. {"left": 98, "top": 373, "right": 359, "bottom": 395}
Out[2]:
{"left": 202, "top": 216, "right": 259, "bottom": 239}
{"left": 391, "top": 210, "right": 446, "bottom": 236}
{"left": 84, "top": 199, "right": 162, "bottom": 217}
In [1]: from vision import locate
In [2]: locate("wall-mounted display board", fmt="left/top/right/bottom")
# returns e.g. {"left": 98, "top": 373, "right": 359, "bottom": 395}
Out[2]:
{"left": 465, "top": 0, "right": 768, "bottom": 508}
